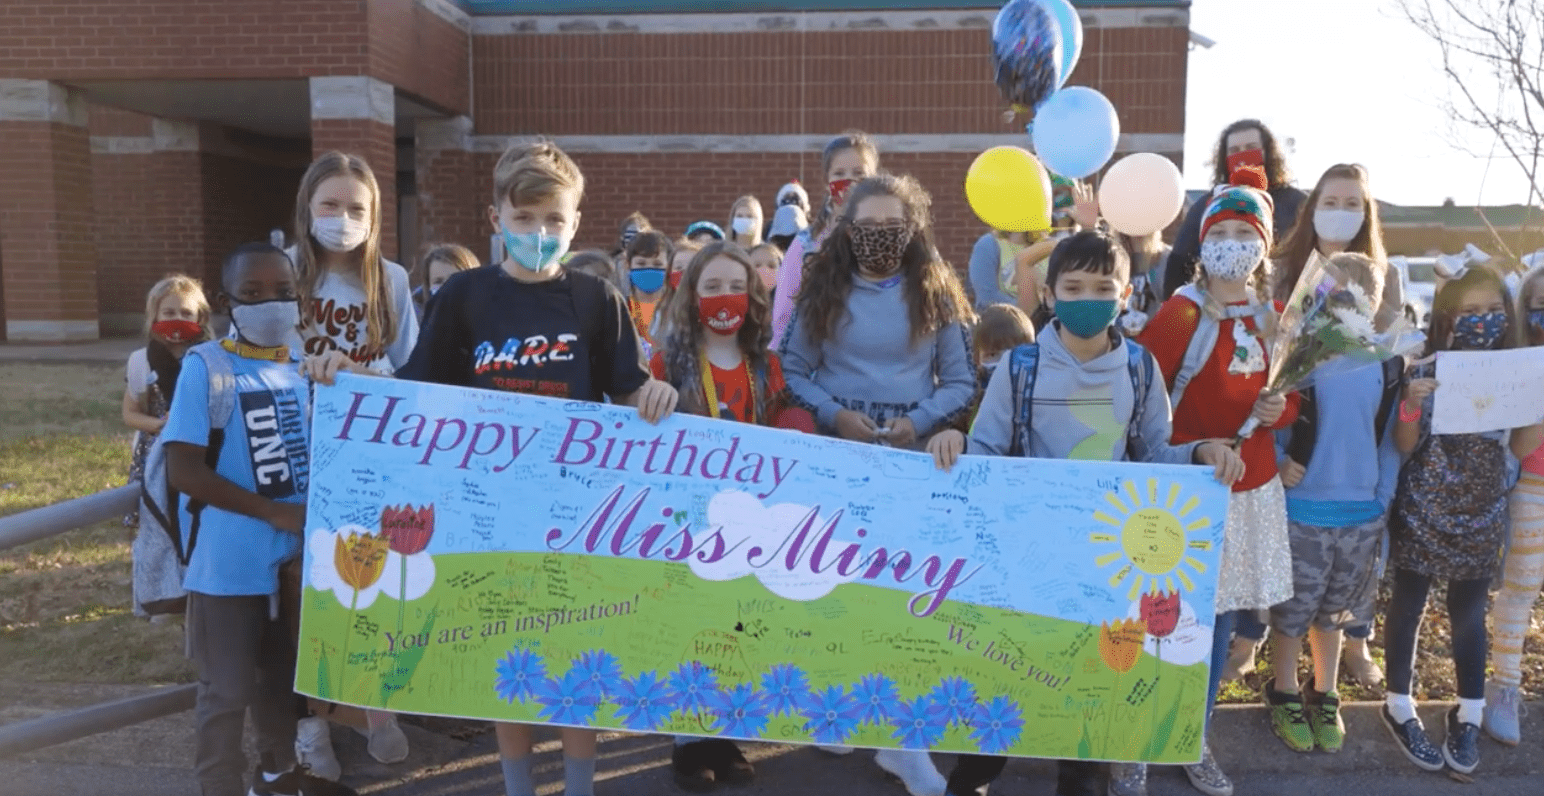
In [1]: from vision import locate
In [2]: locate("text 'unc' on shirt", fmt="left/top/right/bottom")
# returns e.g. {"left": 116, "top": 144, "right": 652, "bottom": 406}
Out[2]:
{"left": 240, "top": 389, "right": 310, "bottom": 500}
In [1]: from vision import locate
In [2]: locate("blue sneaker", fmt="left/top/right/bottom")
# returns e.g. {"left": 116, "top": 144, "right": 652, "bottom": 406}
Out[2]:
{"left": 1484, "top": 680, "right": 1522, "bottom": 746}
{"left": 1381, "top": 705, "right": 1443, "bottom": 772}
{"left": 1443, "top": 706, "right": 1481, "bottom": 774}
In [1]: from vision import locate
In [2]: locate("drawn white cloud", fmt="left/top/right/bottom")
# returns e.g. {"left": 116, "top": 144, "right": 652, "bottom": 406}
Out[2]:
{"left": 308, "top": 526, "right": 435, "bottom": 610}
{"left": 1124, "top": 597, "right": 1212, "bottom": 667}
{"left": 693, "top": 491, "right": 863, "bottom": 602}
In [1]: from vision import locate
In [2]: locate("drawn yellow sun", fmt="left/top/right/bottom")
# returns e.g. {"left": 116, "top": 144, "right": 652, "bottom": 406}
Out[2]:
{"left": 1089, "top": 478, "right": 1215, "bottom": 600}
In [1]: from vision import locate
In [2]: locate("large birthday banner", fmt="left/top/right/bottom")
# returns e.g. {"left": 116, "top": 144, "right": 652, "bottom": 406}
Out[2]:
{"left": 296, "top": 375, "right": 1229, "bottom": 763}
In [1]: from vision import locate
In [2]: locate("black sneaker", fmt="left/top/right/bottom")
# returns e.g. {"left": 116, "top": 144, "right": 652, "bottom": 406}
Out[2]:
{"left": 1380, "top": 705, "right": 1444, "bottom": 772}
{"left": 249, "top": 765, "right": 360, "bottom": 796}
{"left": 1442, "top": 706, "right": 1481, "bottom": 774}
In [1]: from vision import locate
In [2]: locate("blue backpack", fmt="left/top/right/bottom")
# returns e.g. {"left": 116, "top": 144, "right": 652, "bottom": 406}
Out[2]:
{"left": 1004, "top": 337, "right": 1157, "bottom": 461}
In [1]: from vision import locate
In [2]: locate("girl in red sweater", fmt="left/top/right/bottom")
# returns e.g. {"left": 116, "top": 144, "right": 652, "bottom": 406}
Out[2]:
{"left": 1131, "top": 169, "right": 1296, "bottom": 796}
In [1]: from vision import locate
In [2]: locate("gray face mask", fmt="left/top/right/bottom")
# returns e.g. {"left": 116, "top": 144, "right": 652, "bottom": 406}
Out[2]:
{"left": 230, "top": 299, "right": 300, "bottom": 348}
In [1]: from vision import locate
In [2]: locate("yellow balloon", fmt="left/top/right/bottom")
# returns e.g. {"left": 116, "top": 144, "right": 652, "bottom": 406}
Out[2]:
{"left": 965, "top": 146, "right": 1053, "bottom": 233}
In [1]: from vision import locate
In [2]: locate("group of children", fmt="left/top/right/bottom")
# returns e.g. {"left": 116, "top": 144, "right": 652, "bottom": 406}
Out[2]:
{"left": 120, "top": 128, "right": 1544, "bottom": 796}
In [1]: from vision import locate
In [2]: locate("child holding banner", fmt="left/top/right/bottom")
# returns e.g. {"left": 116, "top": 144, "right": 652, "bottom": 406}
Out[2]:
{"left": 397, "top": 140, "right": 678, "bottom": 796}
{"left": 649, "top": 240, "right": 790, "bottom": 789}
{"left": 780, "top": 173, "right": 973, "bottom": 796}
{"left": 163, "top": 242, "right": 365, "bottom": 796}
{"left": 928, "top": 231, "right": 1243, "bottom": 796}
{"left": 1486, "top": 264, "right": 1544, "bottom": 745}
{"left": 1382, "top": 265, "right": 1525, "bottom": 775}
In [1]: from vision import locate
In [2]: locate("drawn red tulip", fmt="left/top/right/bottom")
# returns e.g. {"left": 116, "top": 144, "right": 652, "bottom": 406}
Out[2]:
{"left": 1140, "top": 589, "right": 1180, "bottom": 639}
{"left": 380, "top": 504, "right": 435, "bottom": 556}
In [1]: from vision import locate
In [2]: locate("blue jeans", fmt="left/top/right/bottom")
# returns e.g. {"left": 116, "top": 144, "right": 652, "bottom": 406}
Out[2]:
{"left": 1206, "top": 610, "right": 1237, "bottom": 723}
{"left": 1237, "top": 609, "right": 1370, "bottom": 640}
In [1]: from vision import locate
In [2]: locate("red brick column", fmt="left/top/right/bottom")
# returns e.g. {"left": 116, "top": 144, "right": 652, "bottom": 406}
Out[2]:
{"left": 415, "top": 116, "right": 484, "bottom": 261}
{"left": 309, "top": 77, "right": 398, "bottom": 261}
{"left": 0, "top": 80, "right": 99, "bottom": 340}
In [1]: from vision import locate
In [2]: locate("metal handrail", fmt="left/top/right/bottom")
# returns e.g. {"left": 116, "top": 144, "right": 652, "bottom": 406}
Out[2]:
{"left": 0, "top": 482, "right": 194, "bottom": 757}
{"left": 0, "top": 483, "right": 139, "bottom": 551}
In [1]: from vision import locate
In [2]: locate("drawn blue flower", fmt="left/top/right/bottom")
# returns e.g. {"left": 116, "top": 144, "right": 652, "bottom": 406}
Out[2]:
{"left": 761, "top": 663, "right": 812, "bottom": 717}
{"left": 667, "top": 662, "right": 720, "bottom": 715}
{"left": 851, "top": 673, "right": 901, "bottom": 725}
{"left": 572, "top": 649, "right": 625, "bottom": 697}
{"left": 708, "top": 683, "right": 770, "bottom": 738}
{"left": 889, "top": 695, "right": 948, "bottom": 749}
{"left": 929, "top": 676, "right": 978, "bottom": 726}
{"left": 612, "top": 670, "right": 675, "bottom": 731}
{"left": 534, "top": 669, "right": 601, "bottom": 725}
{"left": 493, "top": 647, "right": 545, "bottom": 703}
{"left": 969, "top": 696, "right": 1025, "bottom": 754}
{"left": 800, "top": 684, "right": 862, "bottom": 745}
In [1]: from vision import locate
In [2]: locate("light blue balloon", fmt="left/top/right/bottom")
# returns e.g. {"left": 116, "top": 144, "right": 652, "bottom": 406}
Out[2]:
{"left": 1031, "top": 87, "right": 1120, "bottom": 179}
{"left": 1039, "top": 0, "right": 1083, "bottom": 86}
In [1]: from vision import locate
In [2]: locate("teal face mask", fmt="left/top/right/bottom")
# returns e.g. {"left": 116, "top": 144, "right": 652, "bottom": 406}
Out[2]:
{"left": 502, "top": 225, "right": 568, "bottom": 271}
{"left": 1054, "top": 298, "right": 1122, "bottom": 339}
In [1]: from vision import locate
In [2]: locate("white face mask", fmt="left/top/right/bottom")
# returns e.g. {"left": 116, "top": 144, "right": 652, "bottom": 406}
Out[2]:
{"left": 229, "top": 299, "right": 300, "bottom": 348}
{"left": 731, "top": 217, "right": 757, "bottom": 235}
{"left": 1313, "top": 208, "right": 1364, "bottom": 243}
{"left": 1200, "top": 238, "right": 1265, "bottom": 282}
{"left": 311, "top": 215, "right": 370, "bottom": 253}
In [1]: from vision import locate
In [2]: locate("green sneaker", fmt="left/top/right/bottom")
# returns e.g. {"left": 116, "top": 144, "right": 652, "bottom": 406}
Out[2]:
{"left": 1307, "top": 686, "right": 1345, "bottom": 753}
{"left": 1264, "top": 678, "right": 1315, "bottom": 753}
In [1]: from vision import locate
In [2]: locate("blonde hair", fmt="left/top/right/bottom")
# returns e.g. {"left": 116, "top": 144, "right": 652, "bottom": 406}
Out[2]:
{"left": 418, "top": 243, "right": 479, "bottom": 286}
{"left": 727, "top": 195, "right": 765, "bottom": 247}
{"left": 291, "top": 151, "right": 393, "bottom": 354}
{"left": 142, "top": 274, "right": 214, "bottom": 340}
{"left": 493, "top": 140, "right": 585, "bottom": 208}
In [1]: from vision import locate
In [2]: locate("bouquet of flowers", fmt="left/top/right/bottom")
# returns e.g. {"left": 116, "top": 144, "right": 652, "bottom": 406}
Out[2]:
{"left": 1235, "top": 252, "right": 1426, "bottom": 442}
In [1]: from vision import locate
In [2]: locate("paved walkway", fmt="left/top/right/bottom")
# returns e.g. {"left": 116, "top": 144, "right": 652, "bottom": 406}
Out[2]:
{"left": 1, "top": 681, "right": 1541, "bottom": 796}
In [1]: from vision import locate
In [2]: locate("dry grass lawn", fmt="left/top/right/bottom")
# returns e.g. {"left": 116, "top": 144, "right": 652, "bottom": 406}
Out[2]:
{"left": 0, "top": 363, "right": 1540, "bottom": 702}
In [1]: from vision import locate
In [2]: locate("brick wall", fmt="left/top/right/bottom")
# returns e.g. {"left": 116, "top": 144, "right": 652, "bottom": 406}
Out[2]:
{"left": 91, "top": 149, "right": 203, "bottom": 318}
{"left": 0, "top": 121, "right": 98, "bottom": 330}
{"left": 201, "top": 153, "right": 306, "bottom": 286}
{"left": 370, "top": 0, "right": 471, "bottom": 113}
{"left": 472, "top": 26, "right": 1186, "bottom": 137}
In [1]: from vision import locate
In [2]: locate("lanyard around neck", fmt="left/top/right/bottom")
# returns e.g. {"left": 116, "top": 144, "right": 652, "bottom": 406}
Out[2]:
{"left": 698, "top": 347, "right": 754, "bottom": 424}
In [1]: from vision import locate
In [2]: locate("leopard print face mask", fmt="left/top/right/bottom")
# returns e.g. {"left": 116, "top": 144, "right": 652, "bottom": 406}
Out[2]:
{"left": 848, "top": 220, "right": 914, "bottom": 276}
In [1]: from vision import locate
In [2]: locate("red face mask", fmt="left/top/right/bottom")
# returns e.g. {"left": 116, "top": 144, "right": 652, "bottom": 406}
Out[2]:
{"left": 828, "top": 178, "right": 857, "bottom": 205}
{"left": 1225, "top": 147, "right": 1265, "bottom": 175}
{"left": 698, "top": 293, "right": 749, "bottom": 336}
{"left": 151, "top": 319, "right": 203, "bottom": 344}
{"left": 668, "top": 270, "right": 684, "bottom": 290}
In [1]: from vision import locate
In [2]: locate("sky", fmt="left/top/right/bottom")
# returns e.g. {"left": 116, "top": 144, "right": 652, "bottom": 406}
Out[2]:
{"left": 1183, "top": 0, "right": 1536, "bottom": 207}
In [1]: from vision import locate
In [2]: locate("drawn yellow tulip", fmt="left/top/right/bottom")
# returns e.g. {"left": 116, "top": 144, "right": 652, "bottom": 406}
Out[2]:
{"left": 335, "top": 531, "right": 389, "bottom": 592}
{"left": 1099, "top": 619, "right": 1144, "bottom": 674}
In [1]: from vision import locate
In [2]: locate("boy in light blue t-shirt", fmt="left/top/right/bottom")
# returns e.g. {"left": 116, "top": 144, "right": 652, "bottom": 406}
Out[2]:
{"left": 163, "top": 242, "right": 364, "bottom": 796}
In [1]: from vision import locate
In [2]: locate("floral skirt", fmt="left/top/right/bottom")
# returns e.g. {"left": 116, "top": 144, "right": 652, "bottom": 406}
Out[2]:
{"left": 1215, "top": 477, "right": 1295, "bottom": 613}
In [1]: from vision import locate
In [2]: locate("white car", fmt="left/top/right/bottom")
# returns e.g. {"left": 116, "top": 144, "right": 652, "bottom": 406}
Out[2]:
{"left": 1390, "top": 256, "right": 1435, "bottom": 329}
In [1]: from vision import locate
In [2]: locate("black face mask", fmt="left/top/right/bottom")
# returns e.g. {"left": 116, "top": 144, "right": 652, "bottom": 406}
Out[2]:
{"left": 146, "top": 337, "right": 183, "bottom": 404}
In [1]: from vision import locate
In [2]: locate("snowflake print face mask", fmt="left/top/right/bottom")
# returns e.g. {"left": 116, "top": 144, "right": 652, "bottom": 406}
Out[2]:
{"left": 848, "top": 221, "right": 914, "bottom": 276}
{"left": 1199, "top": 238, "right": 1265, "bottom": 282}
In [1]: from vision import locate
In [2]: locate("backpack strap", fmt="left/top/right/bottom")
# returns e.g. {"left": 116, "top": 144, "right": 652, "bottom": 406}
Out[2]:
{"left": 1123, "top": 338, "right": 1155, "bottom": 462}
{"left": 179, "top": 341, "right": 238, "bottom": 566}
{"left": 1285, "top": 385, "right": 1319, "bottom": 468}
{"left": 1373, "top": 356, "right": 1405, "bottom": 447}
{"left": 1167, "top": 285, "right": 1218, "bottom": 412}
{"left": 1007, "top": 343, "right": 1041, "bottom": 457}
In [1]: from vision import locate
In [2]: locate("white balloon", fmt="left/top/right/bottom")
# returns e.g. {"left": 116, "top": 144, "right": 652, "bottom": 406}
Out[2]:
{"left": 1098, "top": 153, "right": 1186, "bottom": 237}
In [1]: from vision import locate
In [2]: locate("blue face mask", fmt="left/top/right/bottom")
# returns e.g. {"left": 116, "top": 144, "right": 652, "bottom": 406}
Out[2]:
{"left": 502, "top": 225, "right": 568, "bottom": 272}
{"left": 1053, "top": 299, "right": 1122, "bottom": 339}
{"left": 1452, "top": 311, "right": 1508, "bottom": 349}
{"left": 630, "top": 268, "right": 667, "bottom": 295}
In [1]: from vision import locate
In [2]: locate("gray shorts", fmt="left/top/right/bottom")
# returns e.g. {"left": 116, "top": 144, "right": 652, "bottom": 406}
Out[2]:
{"left": 1269, "top": 517, "right": 1384, "bottom": 638}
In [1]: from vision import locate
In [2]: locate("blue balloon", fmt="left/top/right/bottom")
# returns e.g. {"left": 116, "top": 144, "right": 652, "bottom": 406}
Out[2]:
{"left": 1038, "top": 0, "right": 1084, "bottom": 87}
{"left": 991, "top": 0, "right": 1062, "bottom": 111}
{"left": 1031, "top": 87, "right": 1120, "bottom": 179}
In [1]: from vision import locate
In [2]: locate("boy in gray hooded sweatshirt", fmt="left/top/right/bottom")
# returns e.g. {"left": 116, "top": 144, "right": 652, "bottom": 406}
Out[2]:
{"left": 929, "top": 230, "right": 1243, "bottom": 796}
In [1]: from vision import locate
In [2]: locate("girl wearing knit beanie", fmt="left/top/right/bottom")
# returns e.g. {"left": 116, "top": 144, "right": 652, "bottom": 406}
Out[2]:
{"left": 1128, "top": 167, "right": 1296, "bottom": 796}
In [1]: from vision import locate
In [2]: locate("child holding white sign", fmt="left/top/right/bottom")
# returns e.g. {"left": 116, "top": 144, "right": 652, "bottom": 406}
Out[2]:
{"left": 398, "top": 140, "right": 678, "bottom": 796}
{"left": 928, "top": 230, "right": 1243, "bottom": 796}
{"left": 1383, "top": 265, "right": 1535, "bottom": 775}
{"left": 1484, "top": 264, "right": 1544, "bottom": 745}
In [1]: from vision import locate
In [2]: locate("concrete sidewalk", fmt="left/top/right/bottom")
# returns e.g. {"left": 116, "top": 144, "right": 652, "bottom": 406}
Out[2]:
{"left": 1, "top": 681, "right": 1541, "bottom": 796}
{"left": 0, "top": 337, "right": 141, "bottom": 364}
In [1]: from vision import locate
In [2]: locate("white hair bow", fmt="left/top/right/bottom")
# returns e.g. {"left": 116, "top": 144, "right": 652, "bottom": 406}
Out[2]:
{"left": 1434, "top": 244, "right": 1492, "bottom": 280}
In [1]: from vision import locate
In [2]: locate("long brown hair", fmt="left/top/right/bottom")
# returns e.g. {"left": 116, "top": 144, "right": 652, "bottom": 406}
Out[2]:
{"left": 292, "top": 151, "right": 392, "bottom": 354}
{"left": 1210, "top": 118, "right": 1292, "bottom": 188}
{"left": 727, "top": 195, "right": 765, "bottom": 247}
{"left": 417, "top": 243, "right": 479, "bottom": 286}
{"left": 656, "top": 242, "right": 776, "bottom": 420}
{"left": 1273, "top": 164, "right": 1387, "bottom": 298}
{"left": 808, "top": 131, "right": 881, "bottom": 240}
{"left": 1425, "top": 265, "right": 1518, "bottom": 355}
{"left": 796, "top": 174, "right": 974, "bottom": 348}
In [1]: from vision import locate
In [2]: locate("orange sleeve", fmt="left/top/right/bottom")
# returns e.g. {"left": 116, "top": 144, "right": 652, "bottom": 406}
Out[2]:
{"left": 648, "top": 350, "right": 667, "bottom": 381}
{"left": 1136, "top": 296, "right": 1202, "bottom": 390}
